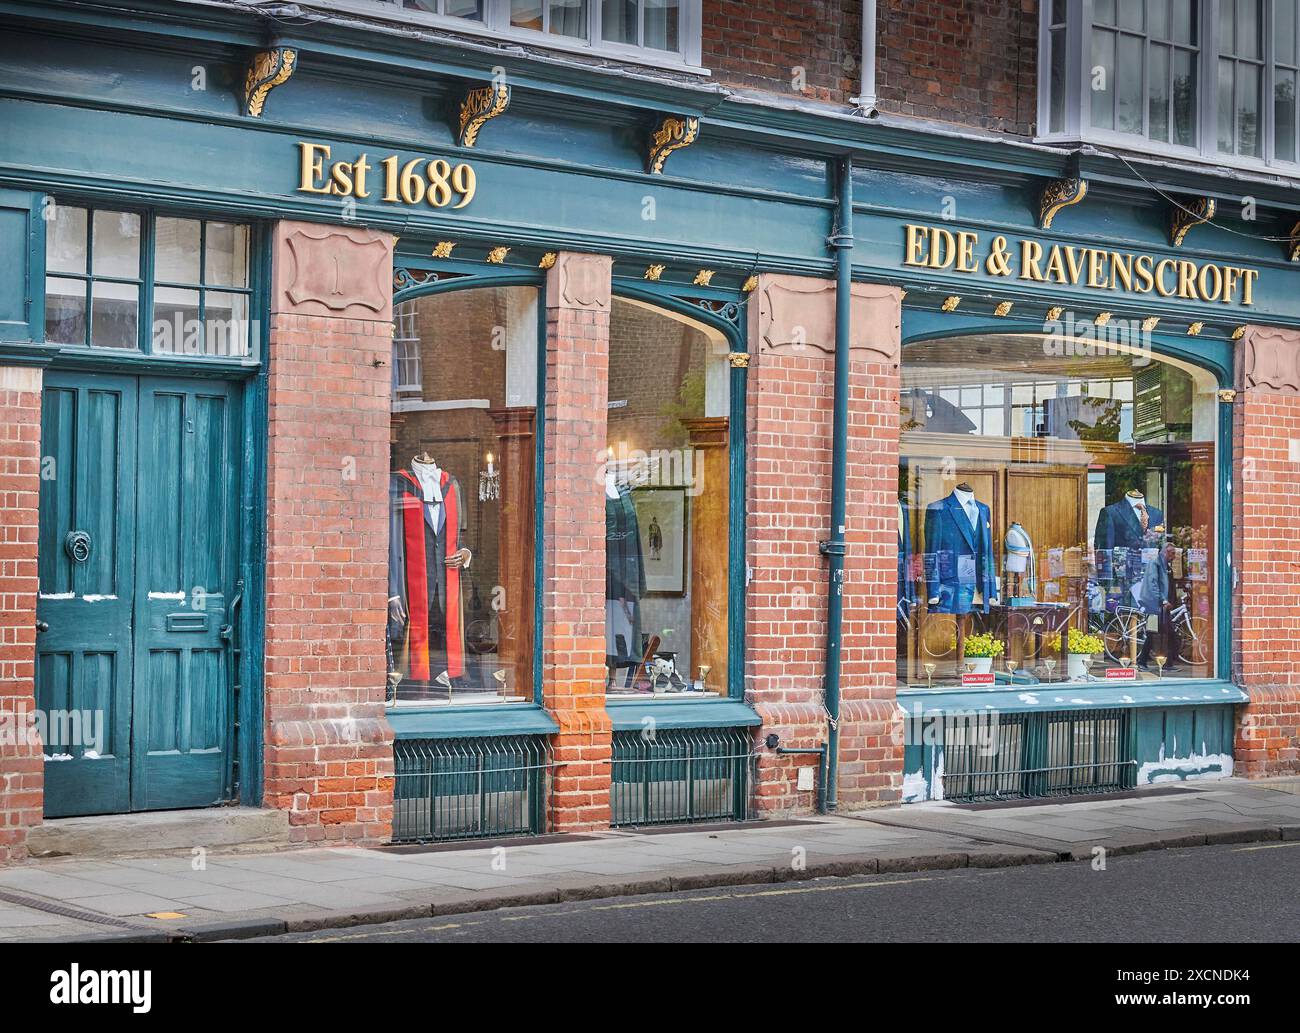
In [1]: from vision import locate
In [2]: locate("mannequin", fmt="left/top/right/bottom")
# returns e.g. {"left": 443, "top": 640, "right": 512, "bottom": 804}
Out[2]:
{"left": 388, "top": 451, "right": 472, "bottom": 696}
{"left": 1003, "top": 521, "right": 1037, "bottom": 604}
{"left": 605, "top": 469, "right": 646, "bottom": 683}
{"left": 1093, "top": 487, "right": 1169, "bottom": 666}
{"left": 923, "top": 483, "right": 998, "bottom": 614}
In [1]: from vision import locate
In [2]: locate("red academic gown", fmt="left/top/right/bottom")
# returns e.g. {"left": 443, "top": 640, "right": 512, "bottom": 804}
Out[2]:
{"left": 388, "top": 468, "right": 466, "bottom": 683}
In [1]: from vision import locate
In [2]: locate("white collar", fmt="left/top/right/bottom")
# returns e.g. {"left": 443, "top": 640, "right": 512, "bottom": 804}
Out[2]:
{"left": 411, "top": 461, "right": 443, "bottom": 503}
{"left": 1127, "top": 495, "right": 1146, "bottom": 510}
{"left": 953, "top": 488, "right": 975, "bottom": 506}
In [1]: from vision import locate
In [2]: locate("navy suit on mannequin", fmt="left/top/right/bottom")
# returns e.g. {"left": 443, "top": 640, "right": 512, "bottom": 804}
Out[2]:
{"left": 923, "top": 489, "right": 997, "bottom": 614}
{"left": 1094, "top": 493, "right": 1170, "bottom": 666}
{"left": 1093, "top": 496, "right": 1168, "bottom": 611}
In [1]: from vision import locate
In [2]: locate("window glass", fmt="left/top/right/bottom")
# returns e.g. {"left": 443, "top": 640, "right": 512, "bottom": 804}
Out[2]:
{"left": 44, "top": 277, "right": 87, "bottom": 345}
{"left": 156, "top": 217, "right": 202, "bottom": 283}
{"left": 643, "top": 0, "right": 679, "bottom": 50}
{"left": 90, "top": 279, "right": 138, "bottom": 349}
{"left": 549, "top": 0, "right": 587, "bottom": 37}
{"left": 604, "top": 300, "right": 730, "bottom": 697}
{"left": 386, "top": 286, "right": 540, "bottom": 707}
{"left": 43, "top": 204, "right": 142, "bottom": 349}
{"left": 46, "top": 205, "right": 87, "bottom": 275}
{"left": 91, "top": 210, "right": 140, "bottom": 278}
{"left": 898, "top": 334, "right": 1218, "bottom": 690}
{"left": 151, "top": 217, "right": 252, "bottom": 357}
{"left": 602, "top": 0, "right": 637, "bottom": 43}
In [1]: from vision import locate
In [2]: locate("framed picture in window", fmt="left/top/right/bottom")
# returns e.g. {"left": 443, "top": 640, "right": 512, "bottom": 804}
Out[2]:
{"left": 633, "top": 486, "right": 687, "bottom": 596}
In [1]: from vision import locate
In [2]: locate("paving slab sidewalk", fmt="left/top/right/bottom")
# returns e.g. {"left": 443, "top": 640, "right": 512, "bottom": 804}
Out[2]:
{"left": 1, "top": 777, "right": 1296, "bottom": 943}
{"left": 848, "top": 777, "right": 1300, "bottom": 860}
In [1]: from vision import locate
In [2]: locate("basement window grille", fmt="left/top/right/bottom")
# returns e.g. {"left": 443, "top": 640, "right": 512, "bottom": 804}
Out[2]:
{"left": 393, "top": 735, "right": 552, "bottom": 843}
{"left": 940, "top": 708, "right": 1137, "bottom": 803}
{"left": 611, "top": 727, "right": 754, "bottom": 828}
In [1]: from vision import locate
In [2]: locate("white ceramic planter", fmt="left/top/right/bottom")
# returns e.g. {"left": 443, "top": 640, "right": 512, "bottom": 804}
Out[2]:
{"left": 966, "top": 656, "right": 994, "bottom": 675}
{"left": 1067, "top": 653, "right": 1093, "bottom": 680}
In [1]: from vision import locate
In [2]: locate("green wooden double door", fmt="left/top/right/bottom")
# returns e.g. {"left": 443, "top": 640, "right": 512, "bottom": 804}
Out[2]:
{"left": 37, "top": 372, "right": 245, "bottom": 817}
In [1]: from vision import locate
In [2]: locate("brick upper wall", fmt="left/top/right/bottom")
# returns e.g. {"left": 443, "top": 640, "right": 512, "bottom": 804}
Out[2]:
{"left": 703, "top": 0, "right": 862, "bottom": 104}
{"left": 703, "top": 0, "right": 1039, "bottom": 137}
{"left": 874, "top": 0, "right": 1038, "bottom": 135}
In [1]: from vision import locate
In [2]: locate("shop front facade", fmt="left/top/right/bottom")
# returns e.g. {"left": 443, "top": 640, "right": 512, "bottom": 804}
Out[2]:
{"left": 1, "top": 0, "right": 1299, "bottom": 860}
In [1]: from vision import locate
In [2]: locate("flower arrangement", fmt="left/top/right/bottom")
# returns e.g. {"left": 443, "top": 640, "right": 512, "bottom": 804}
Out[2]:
{"left": 961, "top": 632, "right": 1005, "bottom": 659}
{"left": 1047, "top": 628, "right": 1104, "bottom": 655}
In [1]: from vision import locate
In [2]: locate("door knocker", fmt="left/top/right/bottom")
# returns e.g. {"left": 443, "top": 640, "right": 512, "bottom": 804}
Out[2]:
{"left": 64, "top": 530, "right": 92, "bottom": 563}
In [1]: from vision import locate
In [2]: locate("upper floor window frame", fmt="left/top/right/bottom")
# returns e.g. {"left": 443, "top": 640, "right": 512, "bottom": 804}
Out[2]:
{"left": 300, "top": 0, "right": 705, "bottom": 71}
{"left": 1038, "top": 0, "right": 1300, "bottom": 174}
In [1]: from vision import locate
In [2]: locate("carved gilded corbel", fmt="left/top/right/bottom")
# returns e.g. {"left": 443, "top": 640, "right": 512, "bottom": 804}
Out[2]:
{"left": 244, "top": 48, "right": 297, "bottom": 118}
{"left": 647, "top": 115, "right": 700, "bottom": 175}
{"left": 1170, "top": 197, "right": 1217, "bottom": 247}
{"left": 1039, "top": 177, "right": 1088, "bottom": 229}
{"left": 456, "top": 82, "right": 511, "bottom": 148}
{"left": 1288, "top": 221, "right": 1300, "bottom": 262}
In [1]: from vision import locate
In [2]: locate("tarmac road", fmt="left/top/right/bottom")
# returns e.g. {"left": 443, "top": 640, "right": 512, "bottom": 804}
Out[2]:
{"left": 257, "top": 839, "right": 1300, "bottom": 943}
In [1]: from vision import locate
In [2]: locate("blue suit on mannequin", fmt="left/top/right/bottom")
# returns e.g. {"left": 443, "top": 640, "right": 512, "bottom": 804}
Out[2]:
{"left": 923, "top": 488, "right": 998, "bottom": 615}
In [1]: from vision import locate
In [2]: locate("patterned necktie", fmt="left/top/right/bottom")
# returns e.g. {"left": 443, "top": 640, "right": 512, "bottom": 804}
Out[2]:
{"left": 965, "top": 500, "right": 978, "bottom": 529}
{"left": 1135, "top": 502, "right": 1148, "bottom": 532}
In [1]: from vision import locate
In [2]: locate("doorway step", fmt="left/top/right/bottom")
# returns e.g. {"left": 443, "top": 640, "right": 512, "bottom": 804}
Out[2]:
{"left": 26, "top": 808, "right": 290, "bottom": 860}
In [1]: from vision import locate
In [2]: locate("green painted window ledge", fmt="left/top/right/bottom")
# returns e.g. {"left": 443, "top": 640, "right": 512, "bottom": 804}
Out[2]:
{"left": 388, "top": 703, "right": 559, "bottom": 740}
{"left": 387, "top": 698, "right": 760, "bottom": 739}
{"left": 896, "top": 680, "right": 1247, "bottom": 717}
{"left": 606, "top": 697, "right": 761, "bottom": 731}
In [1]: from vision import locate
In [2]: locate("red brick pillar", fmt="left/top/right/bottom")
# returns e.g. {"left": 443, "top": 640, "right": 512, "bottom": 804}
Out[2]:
{"left": 745, "top": 275, "right": 905, "bottom": 813}
{"left": 541, "top": 252, "right": 614, "bottom": 831}
{"left": 0, "top": 366, "right": 44, "bottom": 863}
{"left": 1233, "top": 325, "right": 1300, "bottom": 777}
{"left": 263, "top": 221, "right": 396, "bottom": 845}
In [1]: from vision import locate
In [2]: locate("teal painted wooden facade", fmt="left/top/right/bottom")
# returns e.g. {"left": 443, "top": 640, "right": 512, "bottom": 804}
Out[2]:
{"left": 2, "top": 0, "right": 1294, "bottom": 822}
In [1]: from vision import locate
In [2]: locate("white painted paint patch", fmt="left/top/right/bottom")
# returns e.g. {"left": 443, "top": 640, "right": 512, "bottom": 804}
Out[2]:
{"left": 39, "top": 592, "right": 74, "bottom": 600}
{"left": 1017, "top": 693, "right": 1039, "bottom": 705}
{"left": 147, "top": 591, "right": 186, "bottom": 600}
{"left": 901, "top": 768, "right": 928, "bottom": 803}
{"left": 1137, "top": 742, "right": 1233, "bottom": 786}
{"left": 82, "top": 594, "right": 117, "bottom": 602}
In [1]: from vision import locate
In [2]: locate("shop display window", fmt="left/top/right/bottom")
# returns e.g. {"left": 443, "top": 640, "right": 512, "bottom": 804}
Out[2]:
{"left": 386, "top": 286, "right": 540, "bottom": 706}
{"left": 898, "top": 333, "right": 1219, "bottom": 689}
{"left": 604, "top": 299, "right": 731, "bottom": 697}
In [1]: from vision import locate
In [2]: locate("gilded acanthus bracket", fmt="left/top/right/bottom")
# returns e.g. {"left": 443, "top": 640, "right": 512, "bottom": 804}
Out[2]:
{"left": 647, "top": 115, "right": 700, "bottom": 175}
{"left": 455, "top": 82, "right": 511, "bottom": 148}
{"left": 1170, "top": 196, "right": 1217, "bottom": 247}
{"left": 1288, "top": 220, "right": 1300, "bottom": 262}
{"left": 1039, "top": 177, "right": 1088, "bottom": 229}
{"left": 243, "top": 48, "right": 297, "bottom": 118}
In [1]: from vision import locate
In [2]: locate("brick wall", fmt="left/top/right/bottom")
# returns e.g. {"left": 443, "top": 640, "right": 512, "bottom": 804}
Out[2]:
{"left": 0, "top": 366, "right": 43, "bottom": 863}
{"left": 702, "top": 0, "right": 1038, "bottom": 133}
{"left": 541, "top": 252, "right": 614, "bottom": 831}
{"left": 263, "top": 222, "right": 396, "bottom": 845}
{"left": 704, "top": 0, "right": 862, "bottom": 104}
{"left": 1232, "top": 325, "right": 1300, "bottom": 778}
{"left": 744, "top": 276, "right": 905, "bottom": 813}
{"left": 875, "top": 0, "right": 1038, "bottom": 135}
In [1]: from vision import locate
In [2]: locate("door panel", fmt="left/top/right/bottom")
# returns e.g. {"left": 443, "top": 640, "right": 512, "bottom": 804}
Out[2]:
{"left": 38, "top": 372, "right": 243, "bottom": 817}
{"left": 131, "top": 377, "right": 240, "bottom": 811}
{"left": 36, "top": 373, "right": 136, "bottom": 817}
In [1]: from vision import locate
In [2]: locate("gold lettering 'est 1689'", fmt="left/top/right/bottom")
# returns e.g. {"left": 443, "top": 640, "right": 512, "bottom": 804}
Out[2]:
{"left": 297, "top": 142, "right": 477, "bottom": 209}
{"left": 903, "top": 223, "right": 1260, "bottom": 306}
